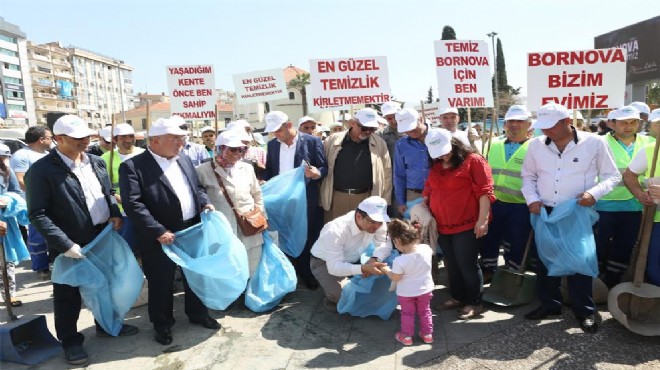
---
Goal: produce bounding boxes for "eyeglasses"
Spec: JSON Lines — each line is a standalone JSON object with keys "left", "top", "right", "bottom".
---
{"left": 361, "top": 213, "right": 382, "bottom": 225}
{"left": 357, "top": 124, "right": 376, "bottom": 133}
{"left": 226, "top": 147, "right": 247, "bottom": 153}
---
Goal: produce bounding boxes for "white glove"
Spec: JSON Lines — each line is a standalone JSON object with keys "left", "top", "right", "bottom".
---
{"left": 64, "top": 244, "right": 86, "bottom": 259}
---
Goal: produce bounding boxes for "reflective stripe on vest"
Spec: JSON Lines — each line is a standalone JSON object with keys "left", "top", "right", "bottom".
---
{"left": 642, "top": 140, "right": 660, "bottom": 222}
{"left": 487, "top": 139, "right": 529, "bottom": 203}
{"left": 601, "top": 133, "right": 651, "bottom": 201}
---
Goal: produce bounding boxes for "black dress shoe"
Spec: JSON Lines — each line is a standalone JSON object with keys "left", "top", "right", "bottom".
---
{"left": 524, "top": 306, "right": 562, "bottom": 320}
{"left": 189, "top": 316, "right": 221, "bottom": 330}
{"left": 97, "top": 324, "right": 140, "bottom": 337}
{"left": 154, "top": 329, "right": 173, "bottom": 345}
{"left": 64, "top": 344, "right": 89, "bottom": 365}
{"left": 577, "top": 314, "right": 599, "bottom": 333}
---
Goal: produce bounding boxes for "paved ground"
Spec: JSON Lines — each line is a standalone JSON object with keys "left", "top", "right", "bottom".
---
{"left": 1, "top": 262, "right": 659, "bottom": 369}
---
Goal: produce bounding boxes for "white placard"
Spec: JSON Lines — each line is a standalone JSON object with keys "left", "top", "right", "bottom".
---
{"left": 166, "top": 65, "right": 216, "bottom": 120}
{"left": 434, "top": 40, "right": 493, "bottom": 108}
{"left": 527, "top": 48, "right": 627, "bottom": 111}
{"left": 308, "top": 56, "right": 391, "bottom": 109}
{"left": 233, "top": 68, "right": 289, "bottom": 105}
{"left": 414, "top": 102, "right": 442, "bottom": 125}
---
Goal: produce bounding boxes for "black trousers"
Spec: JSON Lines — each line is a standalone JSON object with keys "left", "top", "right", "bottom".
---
{"left": 288, "top": 204, "right": 324, "bottom": 282}
{"left": 53, "top": 283, "right": 105, "bottom": 348}
{"left": 141, "top": 238, "right": 208, "bottom": 331}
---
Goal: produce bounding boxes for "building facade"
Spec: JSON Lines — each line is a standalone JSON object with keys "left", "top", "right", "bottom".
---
{"left": 69, "top": 46, "right": 134, "bottom": 129}
{"left": 0, "top": 17, "right": 35, "bottom": 127}
{"left": 27, "top": 41, "right": 76, "bottom": 126}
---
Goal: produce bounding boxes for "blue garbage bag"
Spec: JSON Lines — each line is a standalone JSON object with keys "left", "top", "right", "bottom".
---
{"left": 245, "top": 232, "right": 297, "bottom": 312}
{"left": 163, "top": 211, "right": 249, "bottom": 310}
{"left": 1, "top": 192, "right": 30, "bottom": 264}
{"left": 262, "top": 166, "right": 307, "bottom": 257}
{"left": 403, "top": 197, "right": 424, "bottom": 220}
{"left": 531, "top": 200, "right": 599, "bottom": 277}
{"left": 337, "top": 244, "right": 400, "bottom": 320}
{"left": 52, "top": 225, "right": 143, "bottom": 336}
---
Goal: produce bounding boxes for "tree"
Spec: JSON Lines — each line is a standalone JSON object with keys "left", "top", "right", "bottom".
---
{"left": 426, "top": 86, "right": 434, "bottom": 104}
{"left": 288, "top": 69, "right": 311, "bottom": 115}
{"left": 648, "top": 83, "right": 660, "bottom": 106}
{"left": 441, "top": 26, "right": 456, "bottom": 40}
{"left": 496, "top": 38, "right": 508, "bottom": 91}
{"left": 491, "top": 38, "right": 521, "bottom": 117}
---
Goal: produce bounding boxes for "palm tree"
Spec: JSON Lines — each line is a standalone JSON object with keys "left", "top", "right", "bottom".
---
{"left": 288, "top": 70, "right": 311, "bottom": 116}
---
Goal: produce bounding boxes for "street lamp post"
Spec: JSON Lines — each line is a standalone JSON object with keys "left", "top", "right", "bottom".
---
{"left": 487, "top": 32, "right": 499, "bottom": 121}
{"left": 116, "top": 61, "right": 126, "bottom": 122}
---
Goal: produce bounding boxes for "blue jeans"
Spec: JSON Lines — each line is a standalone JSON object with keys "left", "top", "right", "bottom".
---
{"left": 27, "top": 224, "right": 49, "bottom": 272}
{"left": 647, "top": 222, "right": 660, "bottom": 285}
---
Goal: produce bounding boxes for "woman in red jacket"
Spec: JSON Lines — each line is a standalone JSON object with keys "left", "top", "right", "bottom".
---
{"left": 423, "top": 128, "right": 495, "bottom": 320}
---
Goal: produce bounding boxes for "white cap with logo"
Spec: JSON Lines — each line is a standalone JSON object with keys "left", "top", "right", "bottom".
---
{"left": 357, "top": 196, "right": 390, "bottom": 223}
{"left": 53, "top": 115, "right": 96, "bottom": 139}
{"left": 439, "top": 107, "right": 459, "bottom": 116}
{"left": 200, "top": 126, "right": 216, "bottom": 134}
{"left": 354, "top": 108, "right": 380, "bottom": 128}
{"left": 395, "top": 108, "right": 420, "bottom": 133}
{"left": 649, "top": 108, "right": 660, "bottom": 123}
{"left": 611, "top": 105, "right": 641, "bottom": 121}
{"left": 0, "top": 144, "right": 12, "bottom": 157}
{"left": 148, "top": 118, "right": 189, "bottom": 137}
{"left": 380, "top": 101, "right": 401, "bottom": 116}
{"left": 424, "top": 128, "right": 453, "bottom": 159}
{"left": 296, "top": 116, "right": 316, "bottom": 128}
{"left": 98, "top": 126, "right": 112, "bottom": 142}
{"left": 630, "top": 101, "right": 651, "bottom": 115}
{"left": 113, "top": 123, "right": 135, "bottom": 136}
{"left": 264, "top": 111, "right": 289, "bottom": 133}
{"left": 504, "top": 105, "right": 531, "bottom": 121}
{"left": 569, "top": 110, "right": 584, "bottom": 120}
{"left": 532, "top": 103, "right": 570, "bottom": 130}
{"left": 215, "top": 130, "right": 247, "bottom": 148}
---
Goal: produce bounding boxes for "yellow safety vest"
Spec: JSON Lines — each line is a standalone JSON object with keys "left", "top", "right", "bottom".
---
{"left": 643, "top": 141, "right": 660, "bottom": 222}
{"left": 488, "top": 139, "right": 530, "bottom": 204}
{"left": 101, "top": 148, "right": 143, "bottom": 212}
{"left": 601, "top": 133, "right": 651, "bottom": 201}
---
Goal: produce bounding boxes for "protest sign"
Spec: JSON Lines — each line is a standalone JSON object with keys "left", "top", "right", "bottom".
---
{"left": 166, "top": 65, "right": 216, "bottom": 120}
{"left": 434, "top": 40, "right": 493, "bottom": 108}
{"left": 233, "top": 69, "right": 288, "bottom": 105}
{"left": 308, "top": 56, "right": 391, "bottom": 110}
{"left": 414, "top": 101, "right": 441, "bottom": 125}
{"left": 527, "top": 48, "right": 626, "bottom": 111}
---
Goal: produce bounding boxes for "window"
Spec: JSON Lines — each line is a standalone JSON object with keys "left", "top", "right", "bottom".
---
{"left": 7, "top": 104, "right": 25, "bottom": 110}
{"left": 0, "top": 34, "right": 16, "bottom": 44}
{"left": 3, "top": 77, "right": 21, "bottom": 84}
{"left": 0, "top": 47, "right": 17, "bottom": 57}
{"left": 289, "top": 92, "right": 295, "bottom": 100}
{"left": 224, "top": 118, "right": 231, "bottom": 124}
{"left": 8, "top": 91, "right": 24, "bottom": 99}
{"left": 3, "top": 63, "right": 20, "bottom": 71}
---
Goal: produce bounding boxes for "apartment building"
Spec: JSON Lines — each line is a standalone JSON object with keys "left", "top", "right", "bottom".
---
{"left": 27, "top": 41, "right": 76, "bottom": 125}
{"left": 0, "top": 17, "right": 35, "bottom": 127}
{"left": 69, "top": 46, "right": 134, "bottom": 129}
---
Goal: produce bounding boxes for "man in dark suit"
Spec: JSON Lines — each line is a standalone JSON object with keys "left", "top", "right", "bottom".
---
{"left": 262, "top": 111, "right": 328, "bottom": 290}
{"left": 119, "top": 118, "right": 218, "bottom": 346}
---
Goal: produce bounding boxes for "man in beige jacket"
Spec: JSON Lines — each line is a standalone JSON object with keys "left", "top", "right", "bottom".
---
{"left": 320, "top": 108, "right": 392, "bottom": 222}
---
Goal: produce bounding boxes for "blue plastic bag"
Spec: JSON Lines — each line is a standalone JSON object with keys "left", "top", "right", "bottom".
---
{"left": 163, "top": 211, "right": 249, "bottom": 310}
{"left": 403, "top": 197, "right": 424, "bottom": 220}
{"left": 337, "top": 244, "right": 399, "bottom": 320}
{"left": 531, "top": 200, "right": 599, "bottom": 277}
{"left": 52, "top": 225, "right": 143, "bottom": 336}
{"left": 1, "top": 192, "right": 30, "bottom": 264}
{"left": 245, "top": 232, "right": 297, "bottom": 312}
{"left": 262, "top": 166, "right": 307, "bottom": 257}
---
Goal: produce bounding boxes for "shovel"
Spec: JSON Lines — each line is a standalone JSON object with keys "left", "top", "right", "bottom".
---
{"left": 608, "top": 135, "right": 660, "bottom": 336}
{"left": 0, "top": 241, "right": 61, "bottom": 364}
{"left": 483, "top": 232, "right": 537, "bottom": 306}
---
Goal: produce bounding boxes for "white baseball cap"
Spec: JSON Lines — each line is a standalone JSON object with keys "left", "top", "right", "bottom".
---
{"left": 296, "top": 116, "right": 316, "bottom": 128}
{"left": 264, "top": 111, "right": 289, "bottom": 133}
{"left": 377, "top": 116, "right": 387, "bottom": 126}
{"left": 395, "top": 108, "right": 420, "bottom": 133}
{"left": 354, "top": 108, "right": 379, "bottom": 128}
{"left": 425, "top": 128, "right": 453, "bottom": 159}
{"left": 53, "top": 115, "right": 96, "bottom": 139}
{"left": 532, "top": 103, "right": 569, "bottom": 130}
{"left": 113, "top": 123, "right": 135, "bottom": 136}
{"left": 611, "top": 106, "right": 641, "bottom": 121}
{"left": 380, "top": 101, "right": 401, "bottom": 116}
{"left": 200, "top": 126, "right": 216, "bottom": 134}
{"left": 439, "top": 107, "right": 459, "bottom": 116}
{"left": 252, "top": 132, "right": 266, "bottom": 145}
{"left": 215, "top": 130, "right": 247, "bottom": 148}
{"left": 98, "top": 126, "right": 112, "bottom": 141}
{"left": 0, "top": 144, "right": 11, "bottom": 157}
{"left": 569, "top": 110, "right": 584, "bottom": 120}
{"left": 649, "top": 108, "right": 660, "bottom": 123}
{"left": 630, "top": 101, "right": 650, "bottom": 115}
{"left": 148, "top": 118, "right": 189, "bottom": 137}
{"left": 504, "top": 105, "right": 531, "bottom": 121}
{"left": 607, "top": 110, "right": 617, "bottom": 121}
{"left": 357, "top": 196, "right": 390, "bottom": 223}
{"left": 227, "top": 119, "right": 251, "bottom": 131}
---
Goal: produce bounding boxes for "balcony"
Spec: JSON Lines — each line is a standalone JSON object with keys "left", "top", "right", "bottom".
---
{"left": 52, "top": 58, "right": 71, "bottom": 68}
{"left": 36, "top": 92, "right": 56, "bottom": 99}
{"left": 33, "top": 79, "right": 55, "bottom": 88}
{"left": 58, "top": 107, "right": 76, "bottom": 114}
{"left": 54, "top": 71, "right": 72, "bottom": 79}
{"left": 30, "top": 53, "right": 50, "bottom": 62}
{"left": 31, "top": 66, "right": 52, "bottom": 74}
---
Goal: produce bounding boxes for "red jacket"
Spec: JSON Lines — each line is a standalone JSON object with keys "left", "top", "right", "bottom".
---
{"left": 423, "top": 154, "right": 495, "bottom": 234}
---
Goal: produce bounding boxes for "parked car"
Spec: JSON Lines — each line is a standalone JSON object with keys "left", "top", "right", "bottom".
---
{"left": 0, "top": 138, "right": 27, "bottom": 154}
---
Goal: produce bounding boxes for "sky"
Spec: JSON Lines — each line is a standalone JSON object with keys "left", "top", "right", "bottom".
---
{"left": 2, "top": 0, "right": 659, "bottom": 108}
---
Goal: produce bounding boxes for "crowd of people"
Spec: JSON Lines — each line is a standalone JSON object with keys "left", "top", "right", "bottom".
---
{"left": 1, "top": 100, "right": 659, "bottom": 365}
